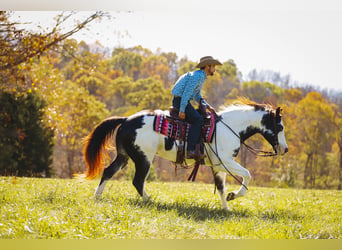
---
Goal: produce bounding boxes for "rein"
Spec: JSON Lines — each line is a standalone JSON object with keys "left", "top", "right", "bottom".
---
{"left": 204, "top": 137, "right": 249, "bottom": 191}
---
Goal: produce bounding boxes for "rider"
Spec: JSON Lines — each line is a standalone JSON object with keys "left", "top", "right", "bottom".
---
{"left": 171, "top": 56, "right": 222, "bottom": 159}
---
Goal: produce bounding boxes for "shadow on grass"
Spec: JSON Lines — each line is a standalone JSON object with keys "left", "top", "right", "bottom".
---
{"left": 259, "top": 209, "right": 305, "bottom": 222}
{"left": 127, "top": 197, "right": 251, "bottom": 222}
{"left": 126, "top": 197, "right": 305, "bottom": 223}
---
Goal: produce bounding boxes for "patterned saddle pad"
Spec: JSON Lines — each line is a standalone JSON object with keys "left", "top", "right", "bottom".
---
{"left": 153, "top": 112, "right": 216, "bottom": 143}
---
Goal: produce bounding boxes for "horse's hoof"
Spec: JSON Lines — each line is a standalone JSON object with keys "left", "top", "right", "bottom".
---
{"left": 94, "top": 196, "right": 102, "bottom": 201}
{"left": 223, "top": 206, "right": 232, "bottom": 212}
{"left": 226, "top": 192, "right": 235, "bottom": 201}
{"left": 142, "top": 195, "right": 151, "bottom": 202}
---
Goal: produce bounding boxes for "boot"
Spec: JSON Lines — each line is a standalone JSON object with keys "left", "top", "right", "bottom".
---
{"left": 186, "top": 150, "right": 205, "bottom": 159}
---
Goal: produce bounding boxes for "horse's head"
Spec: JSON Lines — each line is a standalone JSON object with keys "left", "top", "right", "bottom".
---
{"left": 261, "top": 107, "right": 288, "bottom": 155}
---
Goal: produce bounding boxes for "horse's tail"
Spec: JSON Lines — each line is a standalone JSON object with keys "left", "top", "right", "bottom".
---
{"left": 83, "top": 116, "right": 127, "bottom": 179}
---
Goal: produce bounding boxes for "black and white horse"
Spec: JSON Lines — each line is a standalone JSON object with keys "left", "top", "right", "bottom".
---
{"left": 83, "top": 101, "right": 288, "bottom": 210}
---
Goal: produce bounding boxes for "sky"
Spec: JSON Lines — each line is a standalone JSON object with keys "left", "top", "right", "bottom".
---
{"left": 6, "top": 0, "right": 342, "bottom": 91}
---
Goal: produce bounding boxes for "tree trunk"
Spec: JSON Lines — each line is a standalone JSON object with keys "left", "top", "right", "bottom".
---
{"left": 312, "top": 153, "right": 317, "bottom": 189}
{"left": 304, "top": 153, "right": 313, "bottom": 189}
{"left": 66, "top": 149, "right": 74, "bottom": 178}
{"left": 338, "top": 135, "right": 342, "bottom": 190}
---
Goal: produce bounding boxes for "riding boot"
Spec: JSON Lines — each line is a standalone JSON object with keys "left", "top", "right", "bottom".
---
{"left": 187, "top": 144, "right": 205, "bottom": 159}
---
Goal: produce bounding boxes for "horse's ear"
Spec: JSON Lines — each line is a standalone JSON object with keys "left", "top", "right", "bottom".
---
{"left": 275, "top": 107, "right": 281, "bottom": 117}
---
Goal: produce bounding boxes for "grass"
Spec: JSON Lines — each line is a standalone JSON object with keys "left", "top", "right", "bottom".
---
{"left": 0, "top": 177, "right": 341, "bottom": 239}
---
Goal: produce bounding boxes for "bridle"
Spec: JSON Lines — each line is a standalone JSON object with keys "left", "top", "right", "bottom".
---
{"left": 202, "top": 112, "right": 279, "bottom": 190}
{"left": 216, "top": 113, "right": 279, "bottom": 157}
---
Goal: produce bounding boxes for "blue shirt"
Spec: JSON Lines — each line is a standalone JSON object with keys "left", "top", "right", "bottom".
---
{"left": 171, "top": 69, "right": 207, "bottom": 112}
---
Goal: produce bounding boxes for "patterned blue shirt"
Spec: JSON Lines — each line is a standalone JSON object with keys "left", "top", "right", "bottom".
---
{"left": 171, "top": 69, "right": 207, "bottom": 112}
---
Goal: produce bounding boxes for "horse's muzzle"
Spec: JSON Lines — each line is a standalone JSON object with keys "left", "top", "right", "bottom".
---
{"left": 276, "top": 145, "right": 288, "bottom": 155}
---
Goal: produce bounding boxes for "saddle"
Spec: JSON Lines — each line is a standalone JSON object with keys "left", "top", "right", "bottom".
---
{"left": 153, "top": 106, "right": 217, "bottom": 167}
{"left": 154, "top": 107, "right": 216, "bottom": 142}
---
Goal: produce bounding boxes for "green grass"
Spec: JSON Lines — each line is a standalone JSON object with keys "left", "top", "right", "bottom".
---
{"left": 0, "top": 177, "right": 341, "bottom": 239}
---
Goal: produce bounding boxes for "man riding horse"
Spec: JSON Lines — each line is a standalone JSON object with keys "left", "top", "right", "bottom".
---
{"left": 171, "top": 56, "right": 222, "bottom": 159}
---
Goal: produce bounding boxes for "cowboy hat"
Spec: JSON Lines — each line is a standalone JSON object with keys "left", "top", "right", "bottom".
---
{"left": 196, "top": 56, "right": 222, "bottom": 68}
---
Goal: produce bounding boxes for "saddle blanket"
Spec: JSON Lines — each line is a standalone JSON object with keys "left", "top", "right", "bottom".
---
{"left": 153, "top": 112, "right": 216, "bottom": 143}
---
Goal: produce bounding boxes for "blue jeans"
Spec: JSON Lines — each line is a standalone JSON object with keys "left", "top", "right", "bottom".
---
{"left": 172, "top": 97, "right": 203, "bottom": 151}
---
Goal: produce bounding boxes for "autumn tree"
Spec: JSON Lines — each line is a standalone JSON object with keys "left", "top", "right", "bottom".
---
{"left": 0, "top": 11, "right": 106, "bottom": 91}
{"left": 28, "top": 54, "right": 110, "bottom": 177}
{"left": 294, "top": 92, "right": 337, "bottom": 188}
{"left": 105, "top": 76, "right": 136, "bottom": 115}
{"left": 338, "top": 123, "right": 342, "bottom": 190}
{"left": 240, "top": 80, "right": 285, "bottom": 105}
{"left": 332, "top": 106, "right": 342, "bottom": 190}
{"left": 140, "top": 54, "right": 172, "bottom": 87}
{"left": 203, "top": 59, "right": 240, "bottom": 108}
{"left": 111, "top": 48, "right": 143, "bottom": 80}
{"left": 0, "top": 11, "right": 108, "bottom": 177}
{"left": 125, "top": 77, "right": 171, "bottom": 115}
{"left": 177, "top": 60, "right": 197, "bottom": 76}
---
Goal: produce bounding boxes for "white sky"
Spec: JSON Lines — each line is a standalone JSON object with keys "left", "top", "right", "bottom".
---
{"left": 6, "top": 0, "right": 342, "bottom": 91}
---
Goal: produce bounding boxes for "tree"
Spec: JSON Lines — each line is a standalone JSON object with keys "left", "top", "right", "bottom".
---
{"left": 47, "top": 80, "right": 109, "bottom": 177}
{"left": 0, "top": 11, "right": 107, "bottom": 91}
{"left": 21, "top": 49, "right": 110, "bottom": 178}
{"left": 338, "top": 131, "right": 342, "bottom": 190}
{"left": 240, "top": 81, "right": 284, "bottom": 105}
{"left": 284, "top": 88, "right": 303, "bottom": 103}
{"left": 140, "top": 54, "right": 172, "bottom": 86}
{"left": 246, "top": 69, "right": 291, "bottom": 88}
{"left": 111, "top": 48, "right": 143, "bottom": 80}
{"left": 126, "top": 77, "right": 171, "bottom": 115}
{"left": 294, "top": 92, "right": 337, "bottom": 188}
{"left": 0, "top": 91, "right": 54, "bottom": 177}
{"left": 333, "top": 114, "right": 342, "bottom": 190}
{"left": 177, "top": 60, "right": 197, "bottom": 76}
{"left": 203, "top": 60, "right": 240, "bottom": 108}
{"left": 159, "top": 51, "right": 178, "bottom": 84}
{"left": 105, "top": 76, "right": 135, "bottom": 115}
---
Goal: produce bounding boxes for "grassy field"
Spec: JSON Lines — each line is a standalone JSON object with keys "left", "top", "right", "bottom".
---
{"left": 0, "top": 177, "right": 341, "bottom": 239}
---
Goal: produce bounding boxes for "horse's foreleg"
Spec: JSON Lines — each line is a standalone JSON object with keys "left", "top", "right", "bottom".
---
{"left": 213, "top": 170, "right": 229, "bottom": 210}
{"left": 94, "top": 154, "right": 128, "bottom": 199}
{"left": 222, "top": 159, "right": 251, "bottom": 201}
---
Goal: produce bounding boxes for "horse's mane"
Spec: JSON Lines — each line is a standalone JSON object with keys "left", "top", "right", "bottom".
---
{"left": 219, "top": 97, "right": 276, "bottom": 114}
{"left": 235, "top": 97, "right": 276, "bottom": 111}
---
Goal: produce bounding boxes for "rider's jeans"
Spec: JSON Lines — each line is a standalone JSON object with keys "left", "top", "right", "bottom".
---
{"left": 172, "top": 96, "right": 203, "bottom": 151}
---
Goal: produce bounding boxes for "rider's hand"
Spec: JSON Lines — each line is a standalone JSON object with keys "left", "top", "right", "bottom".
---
{"left": 207, "top": 105, "right": 216, "bottom": 113}
{"left": 178, "top": 112, "right": 186, "bottom": 120}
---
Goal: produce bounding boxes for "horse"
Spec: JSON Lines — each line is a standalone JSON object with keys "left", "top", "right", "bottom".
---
{"left": 83, "top": 101, "right": 288, "bottom": 211}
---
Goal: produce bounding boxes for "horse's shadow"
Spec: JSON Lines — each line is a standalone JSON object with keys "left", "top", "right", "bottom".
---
{"left": 127, "top": 197, "right": 250, "bottom": 222}
{"left": 126, "top": 197, "right": 304, "bottom": 223}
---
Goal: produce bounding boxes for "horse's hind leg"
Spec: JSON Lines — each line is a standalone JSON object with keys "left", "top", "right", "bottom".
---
{"left": 131, "top": 152, "right": 151, "bottom": 200}
{"left": 95, "top": 154, "right": 128, "bottom": 199}
{"left": 124, "top": 145, "right": 154, "bottom": 200}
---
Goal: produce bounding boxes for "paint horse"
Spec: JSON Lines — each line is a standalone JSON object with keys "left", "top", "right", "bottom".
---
{"left": 83, "top": 101, "right": 288, "bottom": 210}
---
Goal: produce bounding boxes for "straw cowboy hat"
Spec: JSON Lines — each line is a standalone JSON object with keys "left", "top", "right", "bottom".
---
{"left": 196, "top": 56, "right": 222, "bottom": 68}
